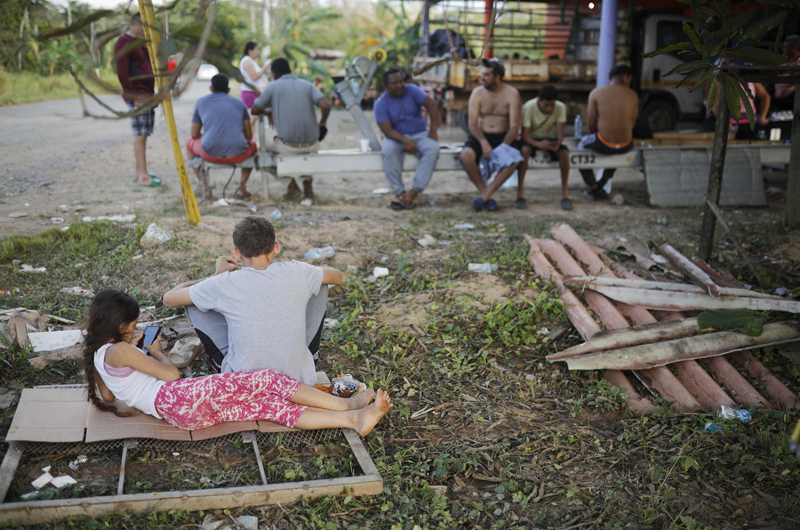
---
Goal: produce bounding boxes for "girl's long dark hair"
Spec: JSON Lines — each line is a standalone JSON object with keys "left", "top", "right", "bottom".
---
{"left": 82, "top": 289, "right": 141, "bottom": 417}
{"left": 243, "top": 40, "right": 258, "bottom": 60}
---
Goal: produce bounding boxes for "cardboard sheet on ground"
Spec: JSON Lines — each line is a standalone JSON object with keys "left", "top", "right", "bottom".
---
{"left": 28, "top": 330, "right": 84, "bottom": 353}
{"left": 8, "top": 373, "right": 331, "bottom": 443}
{"left": 6, "top": 388, "right": 88, "bottom": 442}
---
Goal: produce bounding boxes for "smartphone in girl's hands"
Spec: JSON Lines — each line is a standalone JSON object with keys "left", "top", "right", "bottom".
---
{"left": 137, "top": 325, "right": 161, "bottom": 350}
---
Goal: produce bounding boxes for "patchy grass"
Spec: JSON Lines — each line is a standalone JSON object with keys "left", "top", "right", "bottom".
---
{"left": 1, "top": 209, "right": 799, "bottom": 529}
{"left": 0, "top": 70, "right": 121, "bottom": 107}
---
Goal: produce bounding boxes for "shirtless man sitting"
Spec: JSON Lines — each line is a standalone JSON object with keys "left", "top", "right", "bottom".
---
{"left": 461, "top": 58, "right": 528, "bottom": 212}
{"left": 578, "top": 64, "right": 639, "bottom": 200}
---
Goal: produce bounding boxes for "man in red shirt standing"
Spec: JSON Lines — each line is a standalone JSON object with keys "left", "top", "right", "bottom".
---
{"left": 115, "top": 13, "right": 159, "bottom": 187}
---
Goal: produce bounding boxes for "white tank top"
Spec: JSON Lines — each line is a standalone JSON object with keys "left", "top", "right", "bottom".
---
{"left": 239, "top": 56, "right": 268, "bottom": 94}
{"left": 94, "top": 343, "right": 165, "bottom": 418}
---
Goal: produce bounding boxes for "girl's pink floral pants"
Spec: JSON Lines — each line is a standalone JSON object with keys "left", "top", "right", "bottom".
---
{"left": 154, "top": 369, "right": 306, "bottom": 430}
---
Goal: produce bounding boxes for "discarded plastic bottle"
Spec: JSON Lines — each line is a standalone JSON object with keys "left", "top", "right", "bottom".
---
{"left": 270, "top": 209, "right": 282, "bottom": 220}
{"left": 704, "top": 422, "right": 724, "bottom": 433}
{"left": 718, "top": 405, "right": 751, "bottom": 424}
{"left": 304, "top": 246, "right": 335, "bottom": 260}
{"left": 468, "top": 263, "right": 498, "bottom": 273}
{"left": 574, "top": 115, "right": 583, "bottom": 139}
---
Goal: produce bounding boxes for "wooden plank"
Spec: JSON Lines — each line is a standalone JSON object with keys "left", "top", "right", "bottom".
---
{"left": 343, "top": 429, "right": 381, "bottom": 478}
{"left": 581, "top": 284, "right": 800, "bottom": 313}
{"left": 658, "top": 244, "right": 722, "bottom": 297}
{"left": 0, "top": 475, "right": 384, "bottom": 525}
{"left": 565, "top": 322, "right": 800, "bottom": 371}
{"left": 548, "top": 318, "right": 701, "bottom": 361}
{"left": 266, "top": 143, "right": 791, "bottom": 176}
{"left": 654, "top": 132, "right": 718, "bottom": 140}
{"left": 275, "top": 147, "right": 643, "bottom": 175}
{"left": 564, "top": 275, "right": 783, "bottom": 300}
{"left": 0, "top": 442, "right": 23, "bottom": 502}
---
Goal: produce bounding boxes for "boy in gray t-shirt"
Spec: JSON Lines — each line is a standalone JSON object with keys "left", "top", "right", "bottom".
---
{"left": 163, "top": 216, "right": 343, "bottom": 385}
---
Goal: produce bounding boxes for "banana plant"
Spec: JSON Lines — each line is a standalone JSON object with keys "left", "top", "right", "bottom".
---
{"left": 643, "top": 0, "right": 791, "bottom": 124}
{"left": 370, "top": 0, "right": 420, "bottom": 87}
{"left": 267, "top": 0, "right": 342, "bottom": 77}
{"left": 376, "top": 0, "right": 420, "bottom": 69}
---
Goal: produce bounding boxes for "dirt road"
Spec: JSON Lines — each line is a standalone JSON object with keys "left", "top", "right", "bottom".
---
{"left": 1, "top": 78, "right": 657, "bottom": 236}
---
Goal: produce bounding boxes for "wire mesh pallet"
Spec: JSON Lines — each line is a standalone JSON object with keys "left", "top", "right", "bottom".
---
{"left": 0, "top": 428, "right": 382, "bottom": 525}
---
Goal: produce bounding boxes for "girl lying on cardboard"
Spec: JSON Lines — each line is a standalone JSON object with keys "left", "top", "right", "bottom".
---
{"left": 82, "top": 289, "right": 392, "bottom": 435}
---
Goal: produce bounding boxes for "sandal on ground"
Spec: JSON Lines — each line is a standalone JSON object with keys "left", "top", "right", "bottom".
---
{"left": 234, "top": 187, "right": 252, "bottom": 199}
{"left": 168, "top": 337, "right": 203, "bottom": 369}
{"left": 137, "top": 177, "right": 162, "bottom": 187}
{"left": 131, "top": 173, "right": 158, "bottom": 183}
{"left": 485, "top": 198, "right": 500, "bottom": 212}
{"left": 561, "top": 197, "right": 573, "bottom": 210}
{"left": 583, "top": 187, "right": 609, "bottom": 200}
{"left": 472, "top": 197, "right": 486, "bottom": 211}
{"left": 390, "top": 201, "right": 417, "bottom": 211}
{"left": 514, "top": 198, "right": 527, "bottom": 210}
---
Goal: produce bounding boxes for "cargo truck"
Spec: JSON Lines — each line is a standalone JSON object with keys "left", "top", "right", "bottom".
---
{"left": 413, "top": 1, "right": 709, "bottom": 132}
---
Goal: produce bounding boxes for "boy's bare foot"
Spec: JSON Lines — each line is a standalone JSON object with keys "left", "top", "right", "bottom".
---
{"left": 355, "top": 389, "right": 393, "bottom": 436}
{"left": 348, "top": 383, "right": 376, "bottom": 410}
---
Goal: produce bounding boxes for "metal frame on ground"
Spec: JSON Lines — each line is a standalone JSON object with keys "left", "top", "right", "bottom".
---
{"left": 0, "top": 429, "right": 382, "bottom": 525}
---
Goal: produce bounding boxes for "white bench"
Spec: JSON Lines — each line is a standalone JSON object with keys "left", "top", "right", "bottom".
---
{"left": 268, "top": 143, "right": 789, "bottom": 177}
{"left": 212, "top": 118, "right": 789, "bottom": 200}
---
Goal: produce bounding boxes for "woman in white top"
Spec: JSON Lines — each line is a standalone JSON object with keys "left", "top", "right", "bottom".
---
{"left": 84, "top": 289, "right": 392, "bottom": 433}
{"left": 240, "top": 41, "right": 270, "bottom": 131}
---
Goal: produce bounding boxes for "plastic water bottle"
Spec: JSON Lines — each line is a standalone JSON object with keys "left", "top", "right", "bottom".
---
{"left": 574, "top": 115, "right": 583, "bottom": 139}
{"left": 718, "top": 405, "right": 751, "bottom": 424}
{"left": 304, "top": 246, "right": 335, "bottom": 260}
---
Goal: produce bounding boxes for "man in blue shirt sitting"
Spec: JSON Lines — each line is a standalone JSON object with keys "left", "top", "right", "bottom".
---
{"left": 374, "top": 69, "right": 440, "bottom": 210}
{"left": 186, "top": 74, "right": 257, "bottom": 200}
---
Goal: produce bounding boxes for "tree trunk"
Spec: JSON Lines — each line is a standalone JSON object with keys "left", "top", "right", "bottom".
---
{"left": 786, "top": 86, "right": 800, "bottom": 227}
{"left": 698, "top": 77, "right": 731, "bottom": 261}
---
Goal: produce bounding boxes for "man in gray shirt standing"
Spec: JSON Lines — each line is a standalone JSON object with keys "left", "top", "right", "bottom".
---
{"left": 252, "top": 58, "right": 331, "bottom": 201}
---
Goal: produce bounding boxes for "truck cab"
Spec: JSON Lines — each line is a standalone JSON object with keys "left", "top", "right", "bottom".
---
{"left": 637, "top": 14, "right": 705, "bottom": 131}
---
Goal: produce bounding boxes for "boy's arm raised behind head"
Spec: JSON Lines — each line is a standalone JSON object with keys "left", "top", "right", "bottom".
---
{"left": 320, "top": 266, "right": 344, "bottom": 285}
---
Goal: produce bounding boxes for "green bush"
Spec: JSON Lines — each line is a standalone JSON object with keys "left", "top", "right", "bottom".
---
{"left": 0, "top": 70, "right": 120, "bottom": 106}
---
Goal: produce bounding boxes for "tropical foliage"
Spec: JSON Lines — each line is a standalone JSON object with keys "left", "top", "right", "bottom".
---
{"left": 643, "top": 0, "right": 793, "bottom": 123}
{"left": 265, "top": 0, "right": 342, "bottom": 76}
{"left": 1, "top": 0, "right": 423, "bottom": 98}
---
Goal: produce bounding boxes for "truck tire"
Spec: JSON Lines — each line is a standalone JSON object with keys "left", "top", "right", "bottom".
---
{"left": 456, "top": 109, "right": 470, "bottom": 134}
{"left": 641, "top": 100, "right": 678, "bottom": 133}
